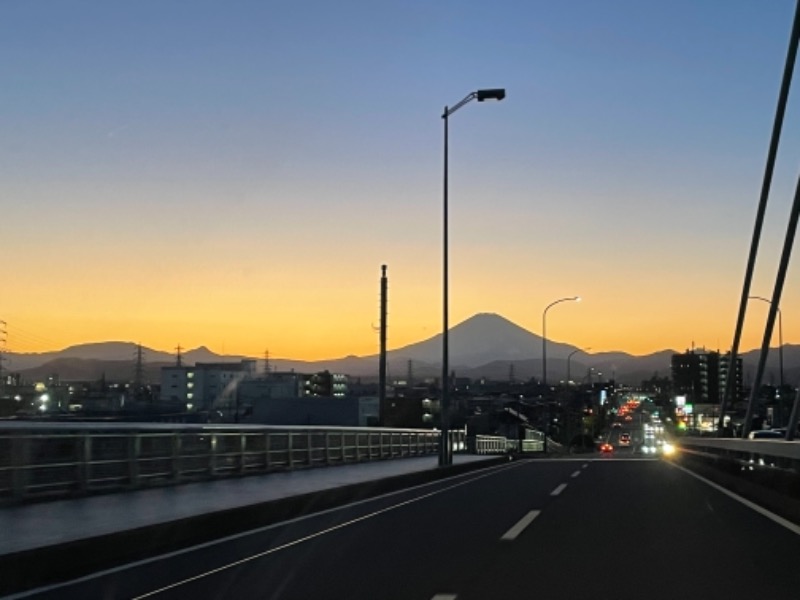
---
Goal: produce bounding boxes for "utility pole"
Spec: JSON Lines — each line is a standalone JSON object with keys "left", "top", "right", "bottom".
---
{"left": 264, "top": 349, "right": 271, "bottom": 377}
{"left": 134, "top": 343, "right": 145, "bottom": 402}
{"left": 175, "top": 344, "right": 183, "bottom": 367}
{"left": 379, "top": 265, "right": 388, "bottom": 418}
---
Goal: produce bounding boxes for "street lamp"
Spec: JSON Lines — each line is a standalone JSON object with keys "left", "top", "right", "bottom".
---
{"left": 542, "top": 296, "right": 581, "bottom": 386}
{"left": 566, "top": 347, "right": 591, "bottom": 383}
{"left": 440, "top": 88, "right": 505, "bottom": 467}
{"left": 749, "top": 295, "right": 784, "bottom": 391}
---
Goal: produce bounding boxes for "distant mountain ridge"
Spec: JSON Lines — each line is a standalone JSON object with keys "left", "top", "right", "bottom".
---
{"left": 5, "top": 313, "right": 796, "bottom": 384}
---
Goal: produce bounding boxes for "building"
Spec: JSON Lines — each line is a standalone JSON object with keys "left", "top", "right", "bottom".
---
{"left": 242, "top": 396, "right": 379, "bottom": 427}
{"left": 238, "top": 372, "right": 304, "bottom": 402}
{"left": 160, "top": 360, "right": 257, "bottom": 411}
{"left": 671, "top": 349, "right": 743, "bottom": 406}
{"left": 302, "top": 371, "right": 348, "bottom": 398}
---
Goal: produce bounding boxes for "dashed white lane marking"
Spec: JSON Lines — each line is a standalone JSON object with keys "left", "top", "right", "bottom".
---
{"left": 431, "top": 595, "right": 458, "bottom": 600}
{"left": 551, "top": 483, "right": 568, "bottom": 496}
{"left": 582, "top": 463, "right": 589, "bottom": 469}
{"left": 570, "top": 470, "right": 581, "bottom": 478}
{"left": 500, "top": 510, "right": 541, "bottom": 541}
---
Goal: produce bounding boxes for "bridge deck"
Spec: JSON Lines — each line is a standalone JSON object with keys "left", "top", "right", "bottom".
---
{"left": 0, "top": 454, "right": 496, "bottom": 557}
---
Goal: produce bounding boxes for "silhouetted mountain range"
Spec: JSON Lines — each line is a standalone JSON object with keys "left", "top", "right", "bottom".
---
{"left": 5, "top": 313, "right": 796, "bottom": 385}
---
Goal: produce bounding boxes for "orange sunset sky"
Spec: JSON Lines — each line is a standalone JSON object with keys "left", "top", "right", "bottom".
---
{"left": 4, "top": 1, "right": 800, "bottom": 361}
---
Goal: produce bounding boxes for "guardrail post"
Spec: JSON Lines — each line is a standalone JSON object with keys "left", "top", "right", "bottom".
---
{"left": 378, "top": 432, "right": 383, "bottom": 460}
{"left": 240, "top": 433, "right": 247, "bottom": 474}
{"left": 264, "top": 432, "right": 271, "bottom": 472}
{"left": 172, "top": 433, "right": 182, "bottom": 482}
{"left": 78, "top": 434, "right": 92, "bottom": 493}
{"left": 128, "top": 434, "right": 141, "bottom": 488}
{"left": 307, "top": 432, "right": 313, "bottom": 467}
{"left": 325, "top": 432, "right": 331, "bottom": 465}
{"left": 11, "top": 436, "right": 31, "bottom": 499}
{"left": 288, "top": 433, "right": 294, "bottom": 469}
{"left": 209, "top": 433, "right": 217, "bottom": 476}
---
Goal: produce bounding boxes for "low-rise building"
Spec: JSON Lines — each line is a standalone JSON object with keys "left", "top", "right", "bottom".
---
{"left": 160, "top": 360, "right": 257, "bottom": 411}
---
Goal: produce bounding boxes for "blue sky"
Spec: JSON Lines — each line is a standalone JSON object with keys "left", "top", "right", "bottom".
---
{"left": 2, "top": 1, "right": 800, "bottom": 358}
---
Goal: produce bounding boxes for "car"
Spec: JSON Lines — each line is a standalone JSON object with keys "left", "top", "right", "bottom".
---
{"left": 612, "top": 423, "right": 621, "bottom": 429}
{"left": 619, "top": 433, "right": 631, "bottom": 446}
{"left": 600, "top": 443, "right": 614, "bottom": 454}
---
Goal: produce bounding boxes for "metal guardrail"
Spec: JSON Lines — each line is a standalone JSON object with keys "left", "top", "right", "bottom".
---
{"left": 678, "top": 437, "right": 800, "bottom": 472}
{"left": 471, "top": 431, "right": 547, "bottom": 455}
{"left": 676, "top": 437, "right": 800, "bottom": 522}
{"left": 0, "top": 423, "right": 467, "bottom": 501}
{"left": 472, "top": 435, "right": 509, "bottom": 454}
{"left": 506, "top": 439, "right": 545, "bottom": 453}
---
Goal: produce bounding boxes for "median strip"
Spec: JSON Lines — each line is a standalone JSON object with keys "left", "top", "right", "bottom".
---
{"left": 500, "top": 510, "right": 541, "bottom": 541}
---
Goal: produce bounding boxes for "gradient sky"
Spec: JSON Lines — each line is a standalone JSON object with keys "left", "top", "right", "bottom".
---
{"left": 3, "top": 0, "right": 800, "bottom": 360}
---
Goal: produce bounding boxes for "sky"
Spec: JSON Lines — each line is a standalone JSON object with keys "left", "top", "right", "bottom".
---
{"left": 3, "top": 0, "right": 800, "bottom": 360}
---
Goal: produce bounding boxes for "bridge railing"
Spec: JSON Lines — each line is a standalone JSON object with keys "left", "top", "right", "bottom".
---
{"left": 676, "top": 437, "right": 800, "bottom": 518}
{"left": 471, "top": 435, "right": 509, "bottom": 454}
{"left": 469, "top": 430, "right": 547, "bottom": 455}
{"left": 0, "top": 422, "right": 467, "bottom": 502}
{"left": 678, "top": 437, "right": 800, "bottom": 470}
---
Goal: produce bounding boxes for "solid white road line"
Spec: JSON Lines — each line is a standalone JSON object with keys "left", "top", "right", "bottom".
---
{"left": 500, "top": 510, "right": 541, "bottom": 541}
{"left": 551, "top": 483, "right": 568, "bottom": 496}
{"left": 667, "top": 462, "right": 800, "bottom": 536}
{"left": 570, "top": 470, "right": 581, "bottom": 478}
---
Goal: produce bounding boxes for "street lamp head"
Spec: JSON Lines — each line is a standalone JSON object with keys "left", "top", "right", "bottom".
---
{"left": 476, "top": 88, "right": 506, "bottom": 102}
{"left": 573, "top": 296, "right": 581, "bottom": 302}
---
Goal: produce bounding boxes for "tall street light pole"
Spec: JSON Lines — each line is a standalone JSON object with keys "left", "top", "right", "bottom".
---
{"left": 440, "top": 88, "right": 505, "bottom": 467}
{"left": 542, "top": 296, "right": 580, "bottom": 387}
{"left": 749, "top": 295, "right": 784, "bottom": 391}
{"left": 567, "top": 347, "right": 591, "bottom": 383}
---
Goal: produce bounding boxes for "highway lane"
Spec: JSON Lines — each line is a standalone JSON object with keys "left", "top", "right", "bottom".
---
{"left": 10, "top": 457, "right": 800, "bottom": 600}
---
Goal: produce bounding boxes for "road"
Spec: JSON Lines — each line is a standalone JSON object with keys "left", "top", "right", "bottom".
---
{"left": 10, "top": 457, "right": 800, "bottom": 600}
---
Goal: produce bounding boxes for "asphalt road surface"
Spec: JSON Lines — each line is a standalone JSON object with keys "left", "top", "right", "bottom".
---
{"left": 10, "top": 457, "right": 800, "bottom": 600}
